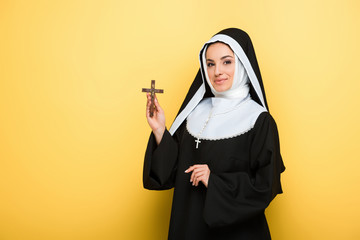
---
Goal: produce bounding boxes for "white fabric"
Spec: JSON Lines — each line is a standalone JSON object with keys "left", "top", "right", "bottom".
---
{"left": 169, "top": 34, "right": 267, "bottom": 136}
{"left": 206, "top": 34, "right": 267, "bottom": 108}
{"left": 186, "top": 97, "right": 265, "bottom": 140}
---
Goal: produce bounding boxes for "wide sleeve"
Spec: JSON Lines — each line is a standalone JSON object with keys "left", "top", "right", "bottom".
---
{"left": 143, "top": 129, "right": 179, "bottom": 190}
{"left": 203, "top": 113, "right": 285, "bottom": 228}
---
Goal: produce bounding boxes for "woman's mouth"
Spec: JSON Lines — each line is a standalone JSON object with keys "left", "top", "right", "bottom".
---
{"left": 213, "top": 78, "right": 227, "bottom": 85}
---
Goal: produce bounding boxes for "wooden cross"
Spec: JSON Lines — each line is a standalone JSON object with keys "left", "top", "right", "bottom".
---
{"left": 142, "top": 80, "right": 164, "bottom": 117}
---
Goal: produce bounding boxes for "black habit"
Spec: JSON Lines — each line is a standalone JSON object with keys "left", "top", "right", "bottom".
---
{"left": 143, "top": 28, "right": 285, "bottom": 240}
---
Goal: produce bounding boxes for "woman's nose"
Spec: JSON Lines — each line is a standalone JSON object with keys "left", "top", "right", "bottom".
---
{"left": 214, "top": 65, "right": 222, "bottom": 76}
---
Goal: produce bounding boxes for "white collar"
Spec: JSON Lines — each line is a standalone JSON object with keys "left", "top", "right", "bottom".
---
{"left": 186, "top": 97, "right": 266, "bottom": 140}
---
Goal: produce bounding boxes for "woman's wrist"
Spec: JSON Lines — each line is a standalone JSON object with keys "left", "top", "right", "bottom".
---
{"left": 153, "top": 126, "right": 166, "bottom": 145}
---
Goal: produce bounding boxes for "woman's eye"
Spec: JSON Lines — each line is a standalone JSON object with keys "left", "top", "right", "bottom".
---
{"left": 207, "top": 63, "right": 214, "bottom": 67}
{"left": 224, "top": 60, "right": 232, "bottom": 65}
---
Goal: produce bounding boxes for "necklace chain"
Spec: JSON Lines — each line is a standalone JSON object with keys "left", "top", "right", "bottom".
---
{"left": 193, "top": 96, "right": 250, "bottom": 149}
{"left": 195, "top": 108, "right": 214, "bottom": 149}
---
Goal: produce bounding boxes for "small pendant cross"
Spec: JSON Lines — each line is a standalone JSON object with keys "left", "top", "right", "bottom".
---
{"left": 142, "top": 80, "right": 164, "bottom": 117}
{"left": 195, "top": 138, "right": 201, "bottom": 149}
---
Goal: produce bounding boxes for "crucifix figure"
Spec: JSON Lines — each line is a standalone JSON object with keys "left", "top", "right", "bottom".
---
{"left": 142, "top": 80, "right": 164, "bottom": 117}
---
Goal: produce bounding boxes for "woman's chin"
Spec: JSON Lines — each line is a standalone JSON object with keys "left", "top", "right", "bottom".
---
{"left": 214, "top": 85, "right": 231, "bottom": 92}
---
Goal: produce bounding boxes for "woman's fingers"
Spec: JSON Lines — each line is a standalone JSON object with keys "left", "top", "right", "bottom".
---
{"left": 195, "top": 175, "right": 207, "bottom": 187}
{"left": 146, "top": 93, "right": 158, "bottom": 118}
{"left": 186, "top": 164, "right": 210, "bottom": 187}
{"left": 146, "top": 93, "right": 152, "bottom": 117}
{"left": 185, "top": 164, "right": 205, "bottom": 173}
{"left": 146, "top": 93, "right": 163, "bottom": 118}
{"left": 193, "top": 172, "right": 207, "bottom": 187}
{"left": 190, "top": 167, "right": 205, "bottom": 182}
{"left": 184, "top": 166, "right": 195, "bottom": 173}
{"left": 193, "top": 173, "right": 206, "bottom": 186}
{"left": 154, "top": 94, "right": 164, "bottom": 114}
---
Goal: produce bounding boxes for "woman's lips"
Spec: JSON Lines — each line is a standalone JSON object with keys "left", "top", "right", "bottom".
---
{"left": 213, "top": 78, "right": 227, "bottom": 84}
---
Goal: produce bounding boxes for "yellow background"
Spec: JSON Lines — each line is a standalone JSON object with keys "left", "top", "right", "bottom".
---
{"left": 1, "top": 0, "right": 359, "bottom": 239}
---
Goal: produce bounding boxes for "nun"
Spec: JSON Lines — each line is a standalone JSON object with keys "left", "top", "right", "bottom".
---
{"left": 143, "top": 28, "right": 285, "bottom": 239}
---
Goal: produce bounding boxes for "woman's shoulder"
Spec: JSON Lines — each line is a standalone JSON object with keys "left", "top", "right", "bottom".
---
{"left": 256, "top": 111, "right": 273, "bottom": 122}
{"left": 253, "top": 110, "right": 279, "bottom": 134}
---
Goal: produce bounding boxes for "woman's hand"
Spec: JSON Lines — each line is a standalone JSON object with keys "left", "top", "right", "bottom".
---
{"left": 146, "top": 93, "right": 166, "bottom": 145}
{"left": 185, "top": 164, "right": 211, "bottom": 188}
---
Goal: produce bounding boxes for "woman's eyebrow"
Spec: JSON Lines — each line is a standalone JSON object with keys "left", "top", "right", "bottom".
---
{"left": 206, "top": 55, "right": 234, "bottom": 61}
{"left": 220, "top": 55, "right": 234, "bottom": 60}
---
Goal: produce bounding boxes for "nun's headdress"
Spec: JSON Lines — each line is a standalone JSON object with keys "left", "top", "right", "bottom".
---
{"left": 169, "top": 28, "right": 268, "bottom": 135}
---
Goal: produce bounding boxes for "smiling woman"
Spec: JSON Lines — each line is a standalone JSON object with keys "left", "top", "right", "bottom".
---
{"left": 143, "top": 28, "right": 285, "bottom": 239}
{"left": 205, "top": 42, "right": 235, "bottom": 92}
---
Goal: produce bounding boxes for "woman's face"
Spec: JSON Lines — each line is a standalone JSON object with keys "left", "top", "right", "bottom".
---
{"left": 205, "top": 42, "right": 235, "bottom": 92}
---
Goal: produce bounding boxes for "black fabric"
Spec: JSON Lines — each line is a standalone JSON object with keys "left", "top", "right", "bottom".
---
{"left": 143, "top": 112, "right": 285, "bottom": 239}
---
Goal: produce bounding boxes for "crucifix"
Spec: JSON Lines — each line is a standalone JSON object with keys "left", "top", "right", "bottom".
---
{"left": 142, "top": 80, "right": 164, "bottom": 117}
